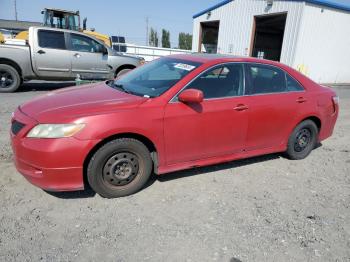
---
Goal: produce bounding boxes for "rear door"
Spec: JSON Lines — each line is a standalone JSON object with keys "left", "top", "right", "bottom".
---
{"left": 32, "top": 29, "right": 71, "bottom": 78}
{"left": 67, "top": 33, "right": 111, "bottom": 80}
{"left": 244, "top": 63, "right": 306, "bottom": 151}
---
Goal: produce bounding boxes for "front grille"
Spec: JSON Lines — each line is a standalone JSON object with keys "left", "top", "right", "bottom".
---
{"left": 11, "top": 120, "right": 25, "bottom": 135}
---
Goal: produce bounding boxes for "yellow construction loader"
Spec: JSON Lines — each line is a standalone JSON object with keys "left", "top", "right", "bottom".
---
{"left": 15, "top": 8, "right": 111, "bottom": 47}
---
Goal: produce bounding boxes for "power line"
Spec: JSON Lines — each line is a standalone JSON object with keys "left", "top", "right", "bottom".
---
{"left": 14, "top": 0, "right": 18, "bottom": 21}
{"left": 145, "top": 17, "right": 149, "bottom": 46}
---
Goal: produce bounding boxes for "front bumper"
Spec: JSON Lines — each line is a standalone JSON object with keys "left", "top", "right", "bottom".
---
{"left": 11, "top": 108, "right": 100, "bottom": 192}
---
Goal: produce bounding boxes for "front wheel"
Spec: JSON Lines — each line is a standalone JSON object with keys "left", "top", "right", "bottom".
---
{"left": 87, "top": 138, "right": 152, "bottom": 198}
{"left": 285, "top": 120, "right": 318, "bottom": 160}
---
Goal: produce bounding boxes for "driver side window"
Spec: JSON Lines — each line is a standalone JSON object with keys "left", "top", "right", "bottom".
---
{"left": 69, "top": 33, "right": 104, "bottom": 53}
{"left": 185, "top": 63, "right": 244, "bottom": 99}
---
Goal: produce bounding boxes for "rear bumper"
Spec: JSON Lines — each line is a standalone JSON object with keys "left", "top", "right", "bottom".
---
{"left": 11, "top": 109, "right": 100, "bottom": 192}
{"left": 319, "top": 111, "right": 338, "bottom": 142}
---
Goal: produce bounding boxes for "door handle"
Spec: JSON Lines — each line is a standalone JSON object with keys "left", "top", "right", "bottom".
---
{"left": 296, "top": 97, "right": 307, "bottom": 103}
{"left": 37, "top": 50, "right": 45, "bottom": 54}
{"left": 234, "top": 104, "right": 249, "bottom": 111}
{"left": 74, "top": 53, "right": 81, "bottom": 58}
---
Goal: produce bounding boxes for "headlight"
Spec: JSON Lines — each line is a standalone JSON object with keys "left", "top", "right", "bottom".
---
{"left": 27, "top": 124, "right": 85, "bottom": 138}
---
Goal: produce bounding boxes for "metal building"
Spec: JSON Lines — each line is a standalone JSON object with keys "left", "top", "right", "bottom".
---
{"left": 192, "top": 0, "right": 350, "bottom": 83}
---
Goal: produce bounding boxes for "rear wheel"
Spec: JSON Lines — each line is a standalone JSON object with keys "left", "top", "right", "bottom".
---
{"left": 0, "top": 64, "right": 21, "bottom": 93}
{"left": 87, "top": 138, "right": 152, "bottom": 198}
{"left": 285, "top": 120, "right": 318, "bottom": 160}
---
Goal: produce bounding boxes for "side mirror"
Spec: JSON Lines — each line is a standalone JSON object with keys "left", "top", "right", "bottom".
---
{"left": 83, "top": 17, "right": 87, "bottom": 31}
{"left": 178, "top": 89, "right": 203, "bottom": 103}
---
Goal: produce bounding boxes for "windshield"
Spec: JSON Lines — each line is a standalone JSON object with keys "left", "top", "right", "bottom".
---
{"left": 112, "top": 58, "right": 202, "bottom": 97}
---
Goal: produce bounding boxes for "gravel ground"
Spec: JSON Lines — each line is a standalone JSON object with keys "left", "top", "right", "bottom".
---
{"left": 0, "top": 82, "right": 349, "bottom": 262}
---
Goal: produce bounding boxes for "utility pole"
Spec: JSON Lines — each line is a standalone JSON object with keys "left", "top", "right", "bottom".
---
{"left": 146, "top": 17, "right": 149, "bottom": 46}
{"left": 14, "top": 0, "right": 18, "bottom": 21}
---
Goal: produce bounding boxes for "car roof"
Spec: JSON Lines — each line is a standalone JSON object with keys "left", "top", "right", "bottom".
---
{"left": 167, "top": 53, "right": 319, "bottom": 86}
{"left": 168, "top": 53, "right": 322, "bottom": 91}
{"left": 29, "top": 26, "right": 108, "bottom": 46}
{"left": 168, "top": 53, "right": 283, "bottom": 66}
{"left": 30, "top": 26, "right": 81, "bottom": 34}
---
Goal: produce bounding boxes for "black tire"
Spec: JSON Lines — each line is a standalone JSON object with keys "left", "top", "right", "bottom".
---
{"left": 87, "top": 138, "right": 152, "bottom": 198}
{"left": 0, "top": 64, "right": 21, "bottom": 93}
{"left": 285, "top": 120, "right": 318, "bottom": 160}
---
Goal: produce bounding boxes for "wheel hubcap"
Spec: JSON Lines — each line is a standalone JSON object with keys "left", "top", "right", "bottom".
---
{"left": 0, "top": 71, "right": 14, "bottom": 89}
{"left": 294, "top": 128, "right": 311, "bottom": 152}
{"left": 103, "top": 152, "right": 139, "bottom": 186}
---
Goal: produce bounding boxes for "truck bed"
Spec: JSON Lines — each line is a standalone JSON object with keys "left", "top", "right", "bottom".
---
{"left": 0, "top": 43, "right": 35, "bottom": 79}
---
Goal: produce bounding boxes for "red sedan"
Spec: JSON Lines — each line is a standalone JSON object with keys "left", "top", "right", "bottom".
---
{"left": 11, "top": 54, "right": 339, "bottom": 198}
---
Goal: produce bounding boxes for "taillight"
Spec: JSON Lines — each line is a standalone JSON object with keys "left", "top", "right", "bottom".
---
{"left": 332, "top": 96, "right": 339, "bottom": 113}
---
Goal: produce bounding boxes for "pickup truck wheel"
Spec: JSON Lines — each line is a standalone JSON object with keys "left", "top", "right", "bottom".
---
{"left": 87, "top": 138, "right": 152, "bottom": 198}
{"left": 0, "top": 64, "right": 21, "bottom": 93}
{"left": 115, "top": 67, "right": 134, "bottom": 78}
{"left": 285, "top": 120, "right": 318, "bottom": 160}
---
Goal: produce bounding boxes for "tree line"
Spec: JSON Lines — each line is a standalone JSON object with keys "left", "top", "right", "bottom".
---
{"left": 149, "top": 27, "right": 192, "bottom": 50}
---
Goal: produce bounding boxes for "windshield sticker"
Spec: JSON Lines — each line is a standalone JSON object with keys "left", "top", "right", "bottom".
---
{"left": 174, "top": 63, "right": 196, "bottom": 71}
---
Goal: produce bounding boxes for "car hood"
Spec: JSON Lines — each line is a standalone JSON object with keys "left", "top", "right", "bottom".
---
{"left": 20, "top": 82, "right": 147, "bottom": 122}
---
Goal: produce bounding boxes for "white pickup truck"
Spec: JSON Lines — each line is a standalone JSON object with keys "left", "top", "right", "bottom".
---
{"left": 0, "top": 27, "right": 144, "bottom": 92}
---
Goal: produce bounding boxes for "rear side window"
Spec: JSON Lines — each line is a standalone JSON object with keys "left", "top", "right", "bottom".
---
{"left": 286, "top": 74, "right": 304, "bottom": 91}
{"left": 38, "top": 30, "right": 66, "bottom": 50}
{"left": 186, "top": 63, "right": 244, "bottom": 99}
{"left": 245, "top": 64, "right": 286, "bottom": 95}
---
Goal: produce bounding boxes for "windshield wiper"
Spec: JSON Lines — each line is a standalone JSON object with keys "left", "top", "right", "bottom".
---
{"left": 114, "top": 83, "right": 130, "bottom": 93}
{"left": 114, "top": 82, "right": 148, "bottom": 97}
{"left": 106, "top": 80, "right": 153, "bottom": 98}
{"left": 106, "top": 80, "right": 128, "bottom": 92}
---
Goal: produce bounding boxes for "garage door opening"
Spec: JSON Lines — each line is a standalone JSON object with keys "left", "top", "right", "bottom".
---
{"left": 250, "top": 13, "right": 287, "bottom": 61}
{"left": 199, "top": 21, "right": 220, "bottom": 53}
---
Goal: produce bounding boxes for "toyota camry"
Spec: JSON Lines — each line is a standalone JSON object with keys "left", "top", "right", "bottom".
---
{"left": 10, "top": 54, "right": 339, "bottom": 198}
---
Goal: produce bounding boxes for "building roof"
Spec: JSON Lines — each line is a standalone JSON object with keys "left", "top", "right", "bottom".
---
{"left": 193, "top": 0, "right": 233, "bottom": 18}
{"left": 0, "top": 19, "right": 41, "bottom": 31}
{"left": 193, "top": 0, "right": 350, "bottom": 18}
{"left": 307, "top": 0, "right": 350, "bottom": 12}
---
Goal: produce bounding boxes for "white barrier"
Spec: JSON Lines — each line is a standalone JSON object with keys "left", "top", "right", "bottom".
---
{"left": 113, "top": 43, "right": 192, "bottom": 61}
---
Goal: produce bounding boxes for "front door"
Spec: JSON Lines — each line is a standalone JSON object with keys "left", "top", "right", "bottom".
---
{"left": 164, "top": 63, "right": 249, "bottom": 165}
{"left": 68, "top": 33, "right": 111, "bottom": 80}
{"left": 32, "top": 29, "right": 71, "bottom": 78}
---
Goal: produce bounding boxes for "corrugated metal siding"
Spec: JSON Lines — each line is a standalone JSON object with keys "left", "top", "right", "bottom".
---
{"left": 293, "top": 3, "right": 350, "bottom": 83}
{"left": 192, "top": 0, "right": 304, "bottom": 65}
